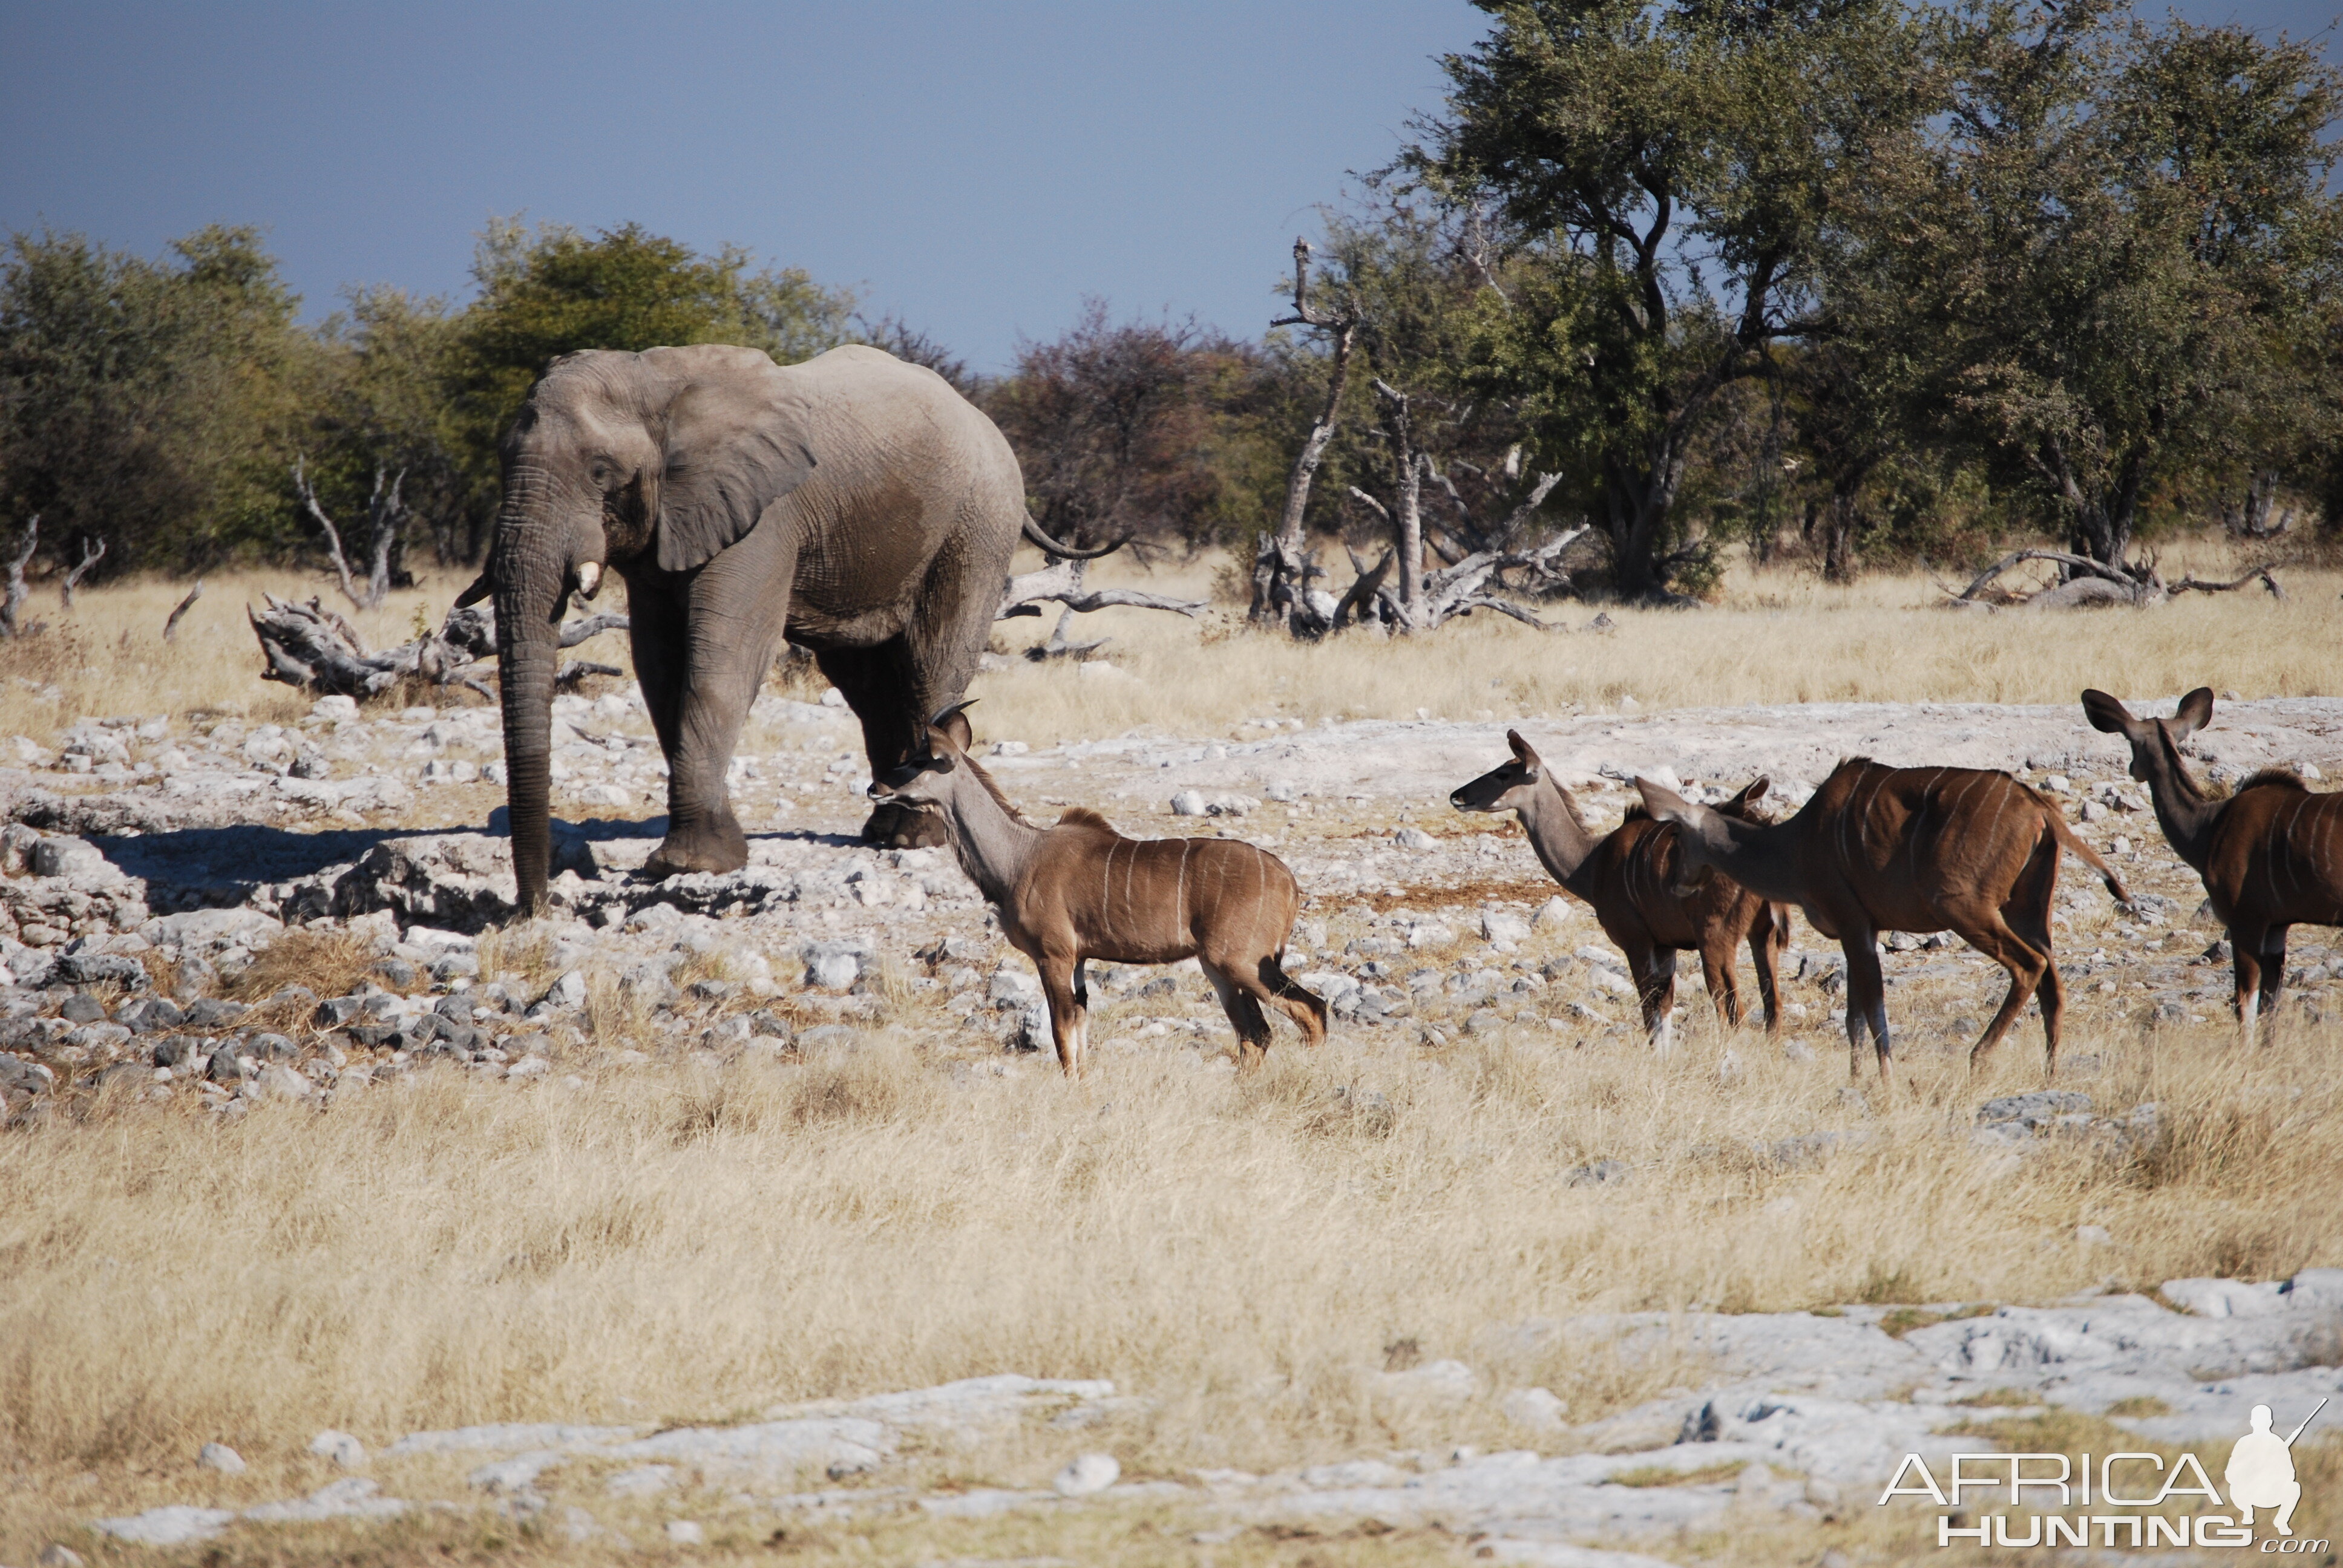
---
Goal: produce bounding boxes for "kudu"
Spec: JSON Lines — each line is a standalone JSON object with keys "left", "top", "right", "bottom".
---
{"left": 1451, "top": 730, "right": 1791, "bottom": 1047}
{"left": 2083, "top": 687, "right": 2343, "bottom": 1042}
{"left": 871, "top": 704, "right": 1328, "bottom": 1077}
{"left": 1635, "top": 761, "right": 2127, "bottom": 1082}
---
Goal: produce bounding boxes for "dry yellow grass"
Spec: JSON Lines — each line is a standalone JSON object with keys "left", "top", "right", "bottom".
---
{"left": 3, "top": 1018, "right": 2337, "bottom": 1553}
{"left": 4, "top": 539, "right": 2335, "bottom": 751}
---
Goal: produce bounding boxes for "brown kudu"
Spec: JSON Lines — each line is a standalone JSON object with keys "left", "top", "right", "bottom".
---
{"left": 1451, "top": 730, "right": 1791, "bottom": 1047}
{"left": 1635, "top": 760, "right": 2127, "bottom": 1082}
{"left": 2083, "top": 687, "right": 2343, "bottom": 1043}
{"left": 870, "top": 704, "right": 1328, "bottom": 1077}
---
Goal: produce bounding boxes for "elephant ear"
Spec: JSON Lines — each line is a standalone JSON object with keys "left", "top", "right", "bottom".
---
{"left": 655, "top": 376, "right": 818, "bottom": 573}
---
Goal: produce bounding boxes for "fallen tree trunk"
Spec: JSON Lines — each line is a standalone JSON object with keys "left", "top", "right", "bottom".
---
{"left": 249, "top": 593, "right": 628, "bottom": 701}
{"left": 1947, "top": 547, "right": 2283, "bottom": 611}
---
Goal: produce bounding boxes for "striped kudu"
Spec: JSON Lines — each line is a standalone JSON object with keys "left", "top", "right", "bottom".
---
{"left": 1636, "top": 760, "right": 2127, "bottom": 1082}
{"left": 870, "top": 704, "right": 1327, "bottom": 1077}
{"left": 2083, "top": 687, "right": 2343, "bottom": 1042}
{"left": 1451, "top": 730, "right": 1791, "bottom": 1047}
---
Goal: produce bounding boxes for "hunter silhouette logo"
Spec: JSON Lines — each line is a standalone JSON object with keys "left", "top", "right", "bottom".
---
{"left": 1879, "top": 1396, "right": 2328, "bottom": 1549}
{"left": 2229, "top": 1399, "right": 2324, "bottom": 1538}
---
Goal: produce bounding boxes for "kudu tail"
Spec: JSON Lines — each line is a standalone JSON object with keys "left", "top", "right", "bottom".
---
{"left": 2045, "top": 808, "right": 2128, "bottom": 904}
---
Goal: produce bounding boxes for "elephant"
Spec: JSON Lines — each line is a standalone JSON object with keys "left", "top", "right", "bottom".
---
{"left": 474, "top": 342, "right": 1107, "bottom": 915}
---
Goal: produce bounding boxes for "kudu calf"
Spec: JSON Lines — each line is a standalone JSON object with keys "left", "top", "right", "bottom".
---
{"left": 1636, "top": 761, "right": 2127, "bottom": 1082}
{"left": 871, "top": 704, "right": 1327, "bottom": 1077}
{"left": 1452, "top": 730, "right": 1790, "bottom": 1047}
{"left": 2083, "top": 687, "right": 2343, "bottom": 1042}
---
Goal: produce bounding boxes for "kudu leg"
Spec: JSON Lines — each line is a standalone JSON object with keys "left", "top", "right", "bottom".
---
{"left": 1841, "top": 935, "right": 1891, "bottom": 1082}
{"left": 1700, "top": 942, "right": 1743, "bottom": 1031}
{"left": 2231, "top": 928, "right": 2268, "bottom": 1047}
{"left": 1748, "top": 915, "right": 1787, "bottom": 1034}
{"left": 1036, "top": 953, "right": 1087, "bottom": 1079}
{"left": 2263, "top": 926, "right": 2292, "bottom": 1036}
{"left": 1257, "top": 955, "right": 1329, "bottom": 1048}
{"left": 1203, "top": 961, "right": 1273, "bottom": 1073}
{"left": 1627, "top": 941, "right": 1677, "bottom": 1051}
{"left": 1955, "top": 913, "right": 2051, "bottom": 1072}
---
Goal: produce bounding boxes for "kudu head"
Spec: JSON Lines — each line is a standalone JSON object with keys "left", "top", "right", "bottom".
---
{"left": 2081, "top": 687, "right": 2214, "bottom": 791}
{"left": 868, "top": 701, "right": 978, "bottom": 812}
{"left": 1452, "top": 729, "right": 1548, "bottom": 814}
{"left": 1631, "top": 774, "right": 1769, "bottom": 897}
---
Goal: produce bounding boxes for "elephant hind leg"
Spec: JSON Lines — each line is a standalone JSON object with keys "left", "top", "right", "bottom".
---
{"left": 816, "top": 641, "right": 948, "bottom": 848}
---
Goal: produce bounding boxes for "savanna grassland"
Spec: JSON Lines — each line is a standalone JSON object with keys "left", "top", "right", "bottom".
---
{"left": 3, "top": 543, "right": 2341, "bottom": 1567}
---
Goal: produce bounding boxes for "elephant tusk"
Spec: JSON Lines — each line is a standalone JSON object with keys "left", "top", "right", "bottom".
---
{"left": 575, "top": 561, "right": 603, "bottom": 599}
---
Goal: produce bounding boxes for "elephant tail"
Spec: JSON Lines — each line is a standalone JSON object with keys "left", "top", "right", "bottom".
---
{"left": 1023, "top": 515, "right": 1122, "bottom": 560}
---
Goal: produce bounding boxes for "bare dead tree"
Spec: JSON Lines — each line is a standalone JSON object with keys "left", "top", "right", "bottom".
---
{"left": 162, "top": 579, "right": 204, "bottom": 641}
{"left": 1, "top": 515, "right": 36, "bottom": 639}
{"left": 1325, "top": 524, "right": 1585, "bottom": 633}
{"left": 2221, "top": 470, "right": 2299, "bottom": 541}
{"left": 1250, "top": 238, "right": 1359, "bottom": 633}
{"left": 292, "top": 456, "right": 408, "bottom": 610}
{"left": 57, "top": 535, "right": 105, "bottom": 609}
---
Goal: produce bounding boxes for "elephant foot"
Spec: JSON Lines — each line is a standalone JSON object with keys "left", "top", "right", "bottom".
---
{"left": 861, "top": 801, "right": 948, "bottom": 849}
{"left": 644, "top": 817, "right": 749, "bottom": 880}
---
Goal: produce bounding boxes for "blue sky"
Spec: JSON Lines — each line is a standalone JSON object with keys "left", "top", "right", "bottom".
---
{"left": 1, "top": 2, "right": 2332, "bottom": 373}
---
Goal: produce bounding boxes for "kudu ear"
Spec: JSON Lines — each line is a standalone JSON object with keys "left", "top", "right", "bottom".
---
{"left": 2172, "top": 687, "right": 2215, "bottom": 737}
{"left": 1505, "top": 728, "right": 1544, "bottom": 777}
{"left": 937, "top": 708, "right": 974, "bottom": 754}
{"left": 655, "top": 371, "right": 818, "bottom": 573}
{"left": 1728, "top": 775, "right": 1769, "bottom": 807}
{"left": 2080, "top": 688, "right": 2138, "bottom": 736}
{"left": 1633, "top": 775, "right": 1692, "bottom": 822}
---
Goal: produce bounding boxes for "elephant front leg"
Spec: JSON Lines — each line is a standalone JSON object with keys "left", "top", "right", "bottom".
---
{"left": 642, "top": 537, "right": 793, "bottom": 880}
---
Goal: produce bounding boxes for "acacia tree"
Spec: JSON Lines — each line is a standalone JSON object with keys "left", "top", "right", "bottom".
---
{"left": 1922, "top": 4, "right": 2341, "bottom": 567}
{"left": 1418, "top": 0, "right": 1932, "bottom": 598}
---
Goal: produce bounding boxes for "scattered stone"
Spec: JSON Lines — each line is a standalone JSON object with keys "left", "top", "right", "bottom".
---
{"left": 1566, "top": 1160, "right": 1629, "bottom": 1187}
{"left": 1481, "top": 910, "right": 1532, "bottom": 946}
{"left": 309, "top": 1429, "right": 367, "bottom": 1469}
{"left": 665, "top": 1520, "right": 704, "bottom": 1544}
{"left": 1053, "top": 1452, "right": 1121, "bottom": 1497}
{"left": 90, "top": 1508, "right": 234, "bottom": 1546}
{"left": 1975, "top": 1091, "right": 2092, "bottom": 1131}
{"left": 182, "top": 998, "right": 247, "bottom": 1028}
{"left": 38, "top": 1546, "right": 87, "bottom": 1568}
{"left": 198, "top": 1441, "right": 247, "bottom": 1474}
{"left": 1393, "top": 826, "right": 1437, "bottom": 851}
{"left": 1501, "top": 1387, "right": 1568, "bottom": 1432}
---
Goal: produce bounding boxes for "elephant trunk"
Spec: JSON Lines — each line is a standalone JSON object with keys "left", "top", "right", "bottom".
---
{"left": 492, "top": 475, "right": 580, "bottom": 917}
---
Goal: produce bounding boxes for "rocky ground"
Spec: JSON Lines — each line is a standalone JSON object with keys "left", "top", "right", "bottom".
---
{"left": 7, "top": 688, "right": 2343, "bottom": 1562}
{"left": 65, "top": 1273, "right": 2343, "bottom": 1561}
{"left": 6, "top": 688, "right": 2343, "bottom": 1111}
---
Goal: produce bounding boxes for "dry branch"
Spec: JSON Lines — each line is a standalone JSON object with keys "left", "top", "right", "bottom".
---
{"left": 555, "top": 660, "right": 625, "bottom": 690}
{"left": 249, "top": 593, "right": 628, "bottom": 703}
{"left": 2171, "top": 563, "right": 2284, "bottom": 600}
{"left": 998, "top": 557, "right": 1205, "bottom": 622}
{"left": 293, "top": 456, "right": 408, "bottom": 610}
{"left": 162, "top": 580, "right": 203, "bottom": 641}
{"left": 59, "top": 536, "right": 105, "bottom": 608}
{"left": 1, "top": 515, "right": 36, "bottom": 639}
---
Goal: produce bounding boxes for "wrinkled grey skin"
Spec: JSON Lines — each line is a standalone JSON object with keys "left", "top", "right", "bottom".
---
{"left": 488, "top": 342, "right": 1032, "bottom": 915}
